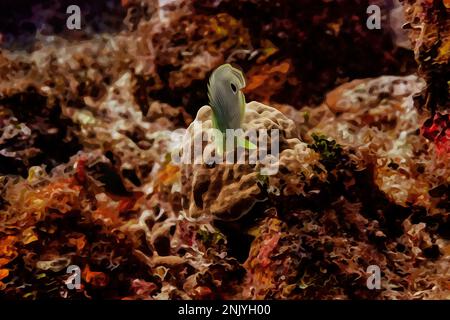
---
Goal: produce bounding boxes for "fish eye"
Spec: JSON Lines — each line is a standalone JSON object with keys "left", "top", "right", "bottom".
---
{"left": 230, "top": 82, "right": 237, "bottom": 94}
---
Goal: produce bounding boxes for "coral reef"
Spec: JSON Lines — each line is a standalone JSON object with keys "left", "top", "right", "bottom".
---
{"left": 240, "top": 75, "right": 450, "bottom": 299}
{"left": 399, "top": 0, "right": 450, "bottom": 156}
{"left": 193, "top": 0, "right": 417, "bottom": 106}
{"left": 180, "top": 101, "right": 324, "bottom": 220}
{"left": 400, "top": 0, "right": 450, "bottom": 112}
{"left": 0, "top": 0, "right": 449, "bottom": 300}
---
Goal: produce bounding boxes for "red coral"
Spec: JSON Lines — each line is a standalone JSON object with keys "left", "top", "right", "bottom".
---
{"left": 422, "top": 113, "right": 450, "bottom": 156}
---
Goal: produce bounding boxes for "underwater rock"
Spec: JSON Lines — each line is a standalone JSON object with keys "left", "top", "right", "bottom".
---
{"left": 193, "top": 0, "right": 416, "bottom": 107}
{"left": 398, "top": 0, "right": 450, "bottom": 159}
{"left": 400, "top": 0, "right": 450, "bottom": 113}
{"left": 180, "top": 101, "right": 325, "bottom": 221}
{"left": 2, "top": 0, "right": 450, "bottom": 301}
{"left": 303, "top": 75, "right": 449, "bottom": 211}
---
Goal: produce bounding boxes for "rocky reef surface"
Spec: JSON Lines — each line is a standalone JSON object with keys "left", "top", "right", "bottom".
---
{"left": 0, "top": 0, "right": 448, "bottom": 299}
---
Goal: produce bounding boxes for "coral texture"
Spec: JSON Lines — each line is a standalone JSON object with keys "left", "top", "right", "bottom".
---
{"left": 0, "top": 0, "right": 448, "bottom": 300}
{"left": 180, "top": 101, "right": 324, "bottom": 220}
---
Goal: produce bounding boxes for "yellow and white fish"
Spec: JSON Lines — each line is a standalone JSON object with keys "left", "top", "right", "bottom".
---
{"left": 207, "top": 64, "right": 256, "bottom": 153}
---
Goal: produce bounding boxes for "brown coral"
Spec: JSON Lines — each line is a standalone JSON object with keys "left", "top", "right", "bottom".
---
{"left": 180, "top": 101, "right": 325, "bottom": 220}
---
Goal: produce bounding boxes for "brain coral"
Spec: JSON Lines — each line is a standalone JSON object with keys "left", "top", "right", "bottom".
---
{"left": 179, "top": 101, "right": 325, "bottom": 221}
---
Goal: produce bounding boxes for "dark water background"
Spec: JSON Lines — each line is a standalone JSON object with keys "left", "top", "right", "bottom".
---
{"left": 0, "top": 0, "right": 417, "bottom": 108}
{"left": 0, "top": 0, "right": 126, "bottom": 50}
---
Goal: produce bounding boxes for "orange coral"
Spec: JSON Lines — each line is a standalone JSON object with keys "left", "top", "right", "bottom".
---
{"left": 0, "top": 236, "right": 18, "bottom": 268}
{"left": 83, "top": 265, "right": 109, "bottom": 288}
{"left": 245, "top": 60, "right": 292, "bottom": 103}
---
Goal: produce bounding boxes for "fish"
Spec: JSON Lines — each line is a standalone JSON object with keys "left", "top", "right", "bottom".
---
{"left": 207, "top": 64, "right": 256, "bottom": 153}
